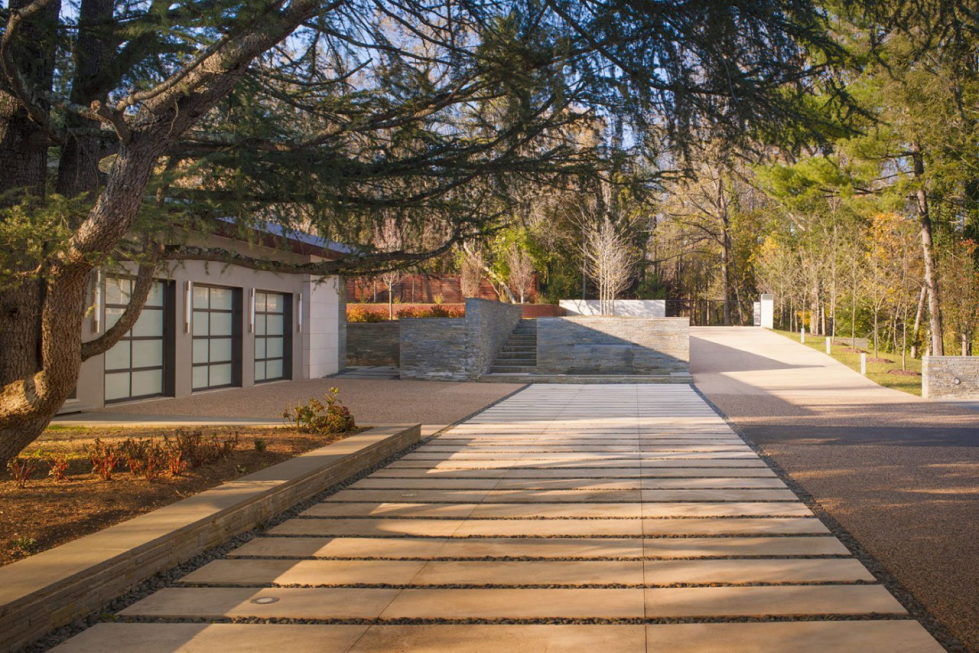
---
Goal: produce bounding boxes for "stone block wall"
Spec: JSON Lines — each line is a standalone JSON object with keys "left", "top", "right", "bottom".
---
{"left": 400, "top": 298, "right": 522, "bottom": 380}
{"left": 537, "top": 317, "right": 689, "bottom": 375}
{"left": 346, "top": 322, "right": 401, "bottom": 366}
{"left": 922, "top": 356, "right": 979, "bottom": 399}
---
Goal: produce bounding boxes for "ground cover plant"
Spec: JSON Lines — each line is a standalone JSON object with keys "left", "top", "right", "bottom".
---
{"left": 774, "top": 330, "right": 922, "bottom": 396}
{"left": 0, "top": 421, "right": 361, "bottom": 567}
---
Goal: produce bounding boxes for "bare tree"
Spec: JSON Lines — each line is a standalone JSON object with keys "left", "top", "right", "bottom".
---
{"left": 460, "top": 248, "right": 485, "bottom": 299}
{"left": 507, "top": 247, "right": 535, "bottom": 304}
{"left": 583, "top": 217, "right": 634, "bottom": 315}
{"left": 374, "top": 220, "right": 404, "bottom": 319}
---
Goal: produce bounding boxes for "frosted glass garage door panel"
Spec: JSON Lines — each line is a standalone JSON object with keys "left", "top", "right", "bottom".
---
{"left": 209, "top": 363, "right": 232, "bottom": 387}
{"left": 132, "top": 309, "right": 164, "bottom": 337}
{"left": 254, "top": 361, "right": 267, "bottom": 381}
{"left": 104, "top": 372, "right": 131, "bottom": 401}
{"left": 265, "top": 293, "right": 284, "bottom": 312}
{"left": 105, "top": 278, "right": 132, "bottom": 305}
{"left": 104, "top": 342, "right": 131, "bottom": 370}
{"left": 105, "top": 307, "right": 124, "bottom": 329}
{"left": 255, "top": 338, "right": 266, "bottom": 359}
{"left": 255, "top": 315, "right": 266, "bottom": 336}
{"left": 254, "top": 292, "right": 267, "bottom": 313}
{"left": 193, "top": 339, "right": 209, "bottom": 364}
{"left": 145, "top": 282, "right": 165, "bottom": 307}
{"left": 210, "top": 312, "right": 232, "bottom": 336}
{"left": 193, "top": 286, "right": 209, "bottom": 309}
{"left": 192, "top": 366, "right": 208, "bottom": 390}
{"left": 210, "top": 287, "right": 233, "bottom": 310}
{"left": 131, "top": 369, "right": 163, "bottom": 397}
{"left": 265, "top": 359, "right": 283, "bottom": 379}
{"left": 209, "top": 338, "right": 232, "bottom": 363}
{"left": 193, "top": 311, "right": 209, "bottom": 336}
{"left": 266, "top": 314, "right": 284, "bottom": 335}
{"left": 266, "top": 337, "right": 283, "bottom": 358}
{"left": 132, "top": 340, "right": 163, "bottom": 368}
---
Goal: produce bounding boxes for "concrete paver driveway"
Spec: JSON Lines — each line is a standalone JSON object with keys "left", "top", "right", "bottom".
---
{"left": 56, "top": 385, "right": 941, "bottom": 652}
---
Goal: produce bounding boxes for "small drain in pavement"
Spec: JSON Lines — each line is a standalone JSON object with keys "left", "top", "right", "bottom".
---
{"left": 251, "top": 597, "right": 279, "bottom": 605}
{"left": 401, "top": 492, "right": 417, "bottom": 497}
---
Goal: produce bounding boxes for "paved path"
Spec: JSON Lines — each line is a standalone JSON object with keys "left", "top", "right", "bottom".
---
{"left": 692, "top": 327, "right": 979, "bottom": 650}
{"left": 57, "top": 384, "right": 939, "bottom": 652}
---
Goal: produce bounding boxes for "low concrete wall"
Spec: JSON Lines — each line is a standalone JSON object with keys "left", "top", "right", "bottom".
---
{"left": 560, "top": 299, "right": 666, "bottom": 318}
{"left": 346, "top": 322, "right": 400, "bottom": 366}
{"left": 400, "top": 298, "right": 522, "bottom": 380}
{"left": 923, "top": 356, "right": 979, "bottom": 399}
{"left": 0, "top": 425, "right": 420, "bottom": 652}
{"left": 537, "top": 317, "right": 689, "bottom": 375}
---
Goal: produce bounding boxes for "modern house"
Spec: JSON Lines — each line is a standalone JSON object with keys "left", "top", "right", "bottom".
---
{"left": 62, "top": 224, "right": 347, "bottom": 413}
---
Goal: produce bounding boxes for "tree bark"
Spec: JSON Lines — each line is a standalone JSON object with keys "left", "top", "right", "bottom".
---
{"left": 911, "top": 144, "right": 944, "bottom": 356}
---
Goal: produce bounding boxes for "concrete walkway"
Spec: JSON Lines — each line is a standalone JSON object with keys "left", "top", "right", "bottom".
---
{"left": 692, "top": 327, "right": 979, "bottom": 650}
{"left": 56, "top": 384, "right": 939, "bottom": 652}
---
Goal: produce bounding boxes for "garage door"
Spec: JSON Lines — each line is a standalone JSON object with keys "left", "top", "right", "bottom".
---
{"left": 254, "top": 291, "right": 291, "bottom": 382}
{"left": 104, "top": 277, "right": 171, "bottom": 402}
{"left": 192, "top": 285, "right": 241, "bottom": 390}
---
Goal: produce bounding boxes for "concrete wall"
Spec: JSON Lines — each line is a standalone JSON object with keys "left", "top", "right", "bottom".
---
{"left": 760, "top": 293, "right": 774, "bottom": 329}
{"left": 347, "top": 322, "right": 401, "bottom": 366}
{"left": 922, "top": 356, "right": 979, "bottom": 399}
{"left": 537, "top": 317, "right": 689, "bottom": 375}
{"left": 560, "top": 299, "right": 666, "bottom": 318}
{"left": 67, "top": 256, "right": 343, "bottom": 414}
{"left": 400, "top": 298, "right": 522, "bottom": 380}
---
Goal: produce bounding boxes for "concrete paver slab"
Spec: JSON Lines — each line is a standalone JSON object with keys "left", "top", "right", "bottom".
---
{"left": 351, "top": 625, "right": 646, "bottom": 652}
{"left": 641, "top": 517, "right": 830, "bottom": 536}
{"left": 380, "top": 588, "right": 644, "bottom": 619}
{"left": 643, "top": 585, "right": 906, "bottom": 617}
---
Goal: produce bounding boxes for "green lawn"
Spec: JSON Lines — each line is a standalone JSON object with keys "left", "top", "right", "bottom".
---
{"left": 773, "top": 329, "right": 922, "bottom": 396}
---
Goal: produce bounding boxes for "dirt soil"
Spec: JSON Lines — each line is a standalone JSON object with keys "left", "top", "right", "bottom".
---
{"left": 0, "top": 425, "right": 356, "bottom": 567}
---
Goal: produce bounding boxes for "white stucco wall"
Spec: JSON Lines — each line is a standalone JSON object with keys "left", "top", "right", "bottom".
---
{"left": 304, "top": 275, "right": 344, "bottom": 378}
{"left": 559, "top": 299, "right": 666, "bottom": 318}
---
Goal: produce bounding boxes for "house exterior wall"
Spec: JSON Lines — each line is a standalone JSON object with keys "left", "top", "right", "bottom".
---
{"left": 65, "top": 254, "right": 343, "bottom": 413}
{"left": 922, "top": 356, "right": 979, "bottom": 399}
{"left": 536, "top": 317, "right": 689, "bottom": 375}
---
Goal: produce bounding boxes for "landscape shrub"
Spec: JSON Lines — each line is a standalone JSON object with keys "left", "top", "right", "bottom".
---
{"left": 6, "top": 454, "right": 42, "bottom": 488}
{"left": 348, "top": 306, "right": 387, "bottom": 322}
{"left": 163, "top": 430, "right": 240, "bottom": 470}
{"left": 87, "top": 439, "right": 120, "bottom": 481}
{"left": 47, "top": 454, "right": 70, "bottom": 482}
{"left": 283, "top": 387, "right": 356, "bottom": 435}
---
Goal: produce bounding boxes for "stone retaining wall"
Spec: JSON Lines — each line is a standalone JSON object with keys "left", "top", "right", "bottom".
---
{"left": 537, "top": 317, "right": 689, "bottom": 375}
{"left": 346, "top": 322, "right": 400, "bottom": 366}
{"left": 400, "top": 298, "right": 522, "bottom": 381}
{"left": 0, "top": 425, "right": 420, "bottom": 652}
{"left": 922, "top": 356, "right": 979, "bottom": 399}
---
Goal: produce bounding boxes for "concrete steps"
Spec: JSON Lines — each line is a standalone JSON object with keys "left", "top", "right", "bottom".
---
{"left": 488, "top": 319, "right": 537, "bottom": 374}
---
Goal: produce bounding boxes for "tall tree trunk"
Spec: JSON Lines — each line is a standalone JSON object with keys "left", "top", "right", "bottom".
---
{"left": 911, "top": 144, "right": 944, "bottom": 356}
{"left": 910, "top": 284, "right": 926, "bottom": 358}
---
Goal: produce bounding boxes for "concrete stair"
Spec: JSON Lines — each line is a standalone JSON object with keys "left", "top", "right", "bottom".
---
{"left": 489, "top": 319, "right": 537, "bottom": 374}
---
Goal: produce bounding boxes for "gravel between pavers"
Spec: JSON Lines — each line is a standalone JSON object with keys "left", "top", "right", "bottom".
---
{"left": 692, "top": 327, "right": 978, "bottom": 652}
{"left": 27, "top": 387, "right": 528, "bottom": 651}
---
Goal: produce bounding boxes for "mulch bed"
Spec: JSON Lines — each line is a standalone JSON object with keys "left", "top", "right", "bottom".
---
{"left": 0, "top": 425, "right": 359, "bottom": 567}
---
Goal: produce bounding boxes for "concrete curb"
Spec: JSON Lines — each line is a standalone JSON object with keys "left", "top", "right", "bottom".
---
{"left": 0, "top": 424, "right": 421, "bottom": 652}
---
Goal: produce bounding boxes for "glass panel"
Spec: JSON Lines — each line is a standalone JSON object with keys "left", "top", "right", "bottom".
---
{"left": 193, "top": 285, "right": 209, "bottom": 309}
{"left": 255, "top": 337, "right": 266, "bottom": 359}
{"left": 193, "top": 338, "right": 209, "bottom": 363}
{"left": 145, "top": 281, "right": 165, "bottom": 307}
{"left": 192, "top": 311, "right": 209, "bottom": 336}
{"left": 266, "top": 314, "right": 284, "bottom": 336}
{"left": 266, "top": 293, "right": 284, "bottom": 313}
{"left": 210, "top": 312, "right": 232, "bottom": 336}
{"left": 104, "top": 342, "right": 131, "bottom": 371}
{"left": 105, "top": 277, "right": 132, "bottom": 305}
{"left": 132, "top": 308, "right": 164, "bottom": 337}
{"left": 210, "top": 287, "right": 233, "bottom": 310}
{"left": 209, "top": 363, "right": 232, "bottom": 387}
{"left": 105, "top": 307, "right": 124, "bottom": 329}
{"left": 192, "top": 366, "right": 208, "bottom": 389}
{"left": 266, "top": 337, "right": 283, "bottom": 359}
{"left": 104, "top": 372, "right": 130, "bottom": 401}
{"left": 254, "top": 292, "right": 267, "bottom": 313}
{"left": 254, "top": 360, "right": 266, "bottom": 382}
{"left": 265, "top": 359, "right": 283, "bottom": 380}
{"left": 131, "top": 369, "right": 162, "bottom": 397}
{"left": 132, "top": 339, "right": 163, "bottom": 368}
{"left": 210, "top": 338, "right": 232, "bottom": 363}
{"left": 255, "top": 314, "right": 266, "bottom": 336}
